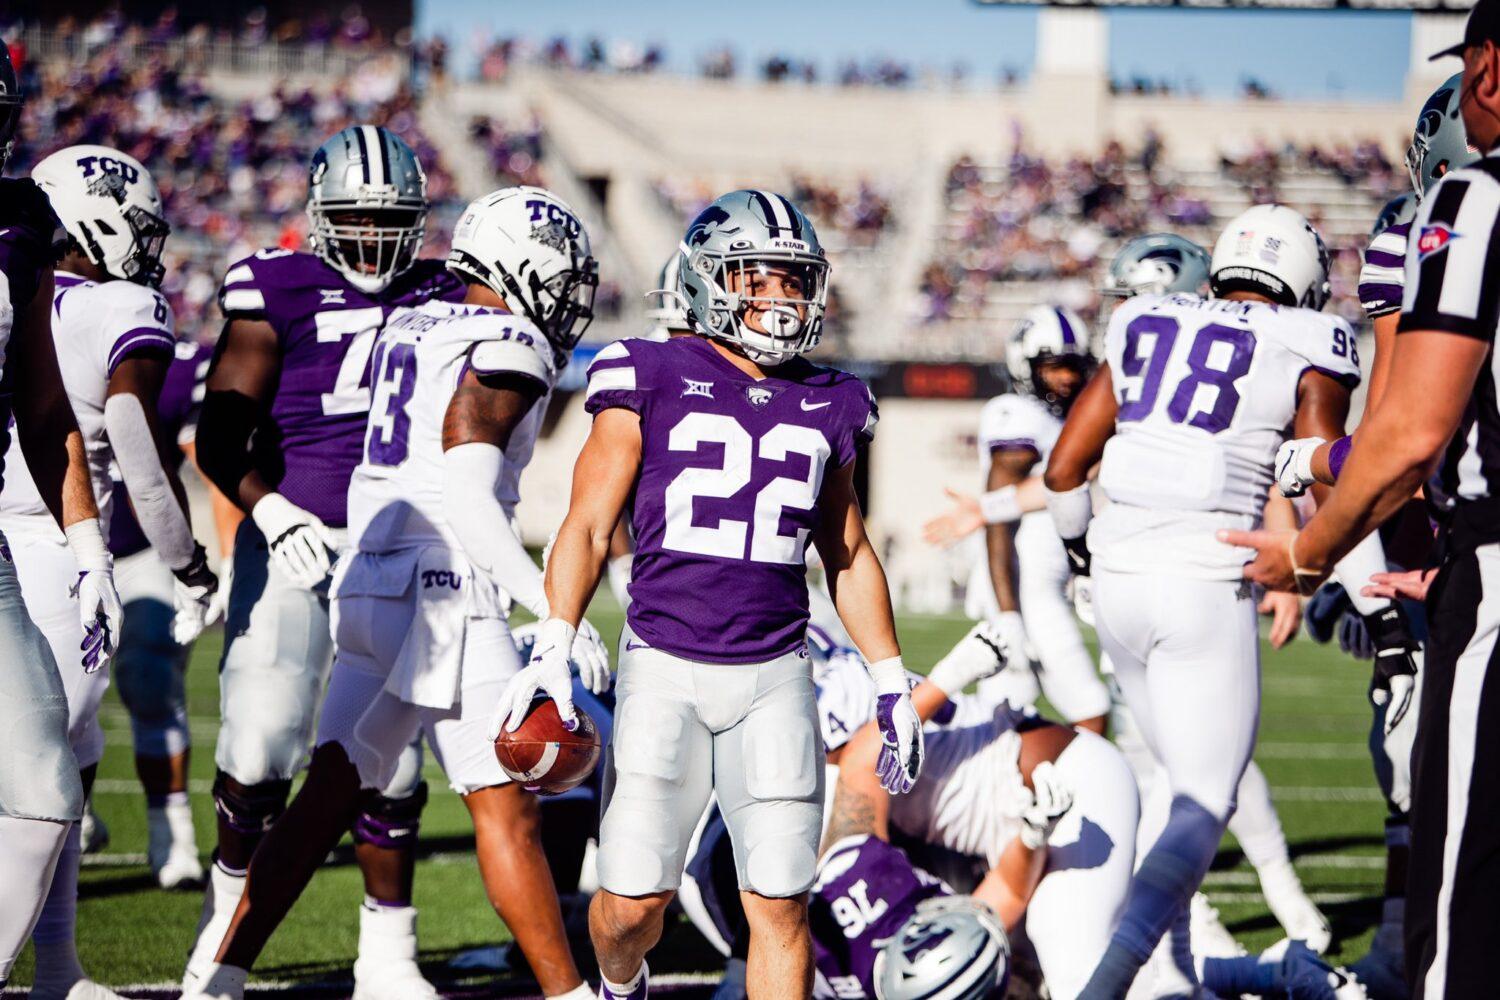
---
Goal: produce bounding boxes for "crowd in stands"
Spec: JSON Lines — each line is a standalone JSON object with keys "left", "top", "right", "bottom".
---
{"left": 6, "top": 29, "right": 472, "bottom": 342}
{"left": 920, "top": 137, "right": 1392, "bottom": 336}
{"left": 652, "top": 175, "right": 896, "bottom": 251}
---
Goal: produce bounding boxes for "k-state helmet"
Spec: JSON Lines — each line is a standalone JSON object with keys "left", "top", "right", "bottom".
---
{"left": 1371, "top": 192, "right": 1417, "bottom": 237}
{"left": 873, "top": 896, "right": 1010, "bottom": 1000}
{"left": 32, "top": 145, "right": 170, "bottom": 287}
{"left": 644, "top": 249, "right": 691, "bottom": 340}
{"left": 1103, "top": 234, "right": 1212, "bottom": 298}
{"left": 1006, "top": 305, "right": 1094, "bottom": 416}
{"left": 1210, "top": 204, "right": 1331, "bottom": 311}
{"left": 0, "top": 40, "right": 21, "bottom": 171}
{"left": 447, "top": 186, "right": 598, "bottom": 361}
{"left": 307, "top": 125, "right": 428, "bottom": 294}
{"left": 678, "top": 189, "right": 830, "bottom": 366}
{"left": 1406, "top": 73, "right": 1478, "bottom": 201}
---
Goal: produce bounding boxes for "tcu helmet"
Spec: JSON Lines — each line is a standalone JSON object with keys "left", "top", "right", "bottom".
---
{"left": 1103, "top": 234, "right": 1212, "bottom": 298}
{"left": 0, "top": 39, "right": 20, "bottom": 170}
{"left": 1372, "top": 192, "right": 1418, "bottom": 237}
{"left": 645, "top": 250, "right": 691, "bottom": 340}
{"left": 678, "top": 189, "right": 830, "bottom": 365}
{"left": 1006, "top": 305, "right": 1093, "bottom": 416}
{"left": 32, "top": 145, "right": 171, "bottom": 287}
{"left": 1407, "top": 73, "right": 1478, "bottom": 201}
{"left": 448, "top": 186, "right": 598, "bottom": 359}
{"left": 873, "top": 897, "right": 1010, "bottom": 1000}
{"left": 1210, "top": 205, "right": 1331, "bottom": 311}
{"left": 307, "top": 125, "right": 428, "bottom": 293}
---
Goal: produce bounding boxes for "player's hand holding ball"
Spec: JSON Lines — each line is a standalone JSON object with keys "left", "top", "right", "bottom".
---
{"left": 869, "top": 656, "right": 923, "bottom": 795}
{"left": 1019, "top": 761, "right": 1074, "bottom": 850}
{"left": 491, "top": 617, "right": 582, "bottom": 738}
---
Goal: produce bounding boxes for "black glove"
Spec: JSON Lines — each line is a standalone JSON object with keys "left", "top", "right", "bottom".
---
{"left": 173, "top": 543, "right": 219, "bottom": 594}
{"left": 1060, "top": 535, "right": 1091, "bottom": 578}
{"left": 1364, "top": 604, "right": 1419, "bottom": 736}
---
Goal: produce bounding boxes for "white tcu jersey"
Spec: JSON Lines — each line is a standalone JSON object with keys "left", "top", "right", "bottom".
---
{"left": 0, "top": 272, "right": 175, "bottom": 530}
{"left": 976, "top": 392, "right": 1061, "bottom": 470}
{"left": 347, "top": 301, "right": 560, "bottom": 554}
{"left": 1091, "top": 293, "right": 1360, "bottom": 578}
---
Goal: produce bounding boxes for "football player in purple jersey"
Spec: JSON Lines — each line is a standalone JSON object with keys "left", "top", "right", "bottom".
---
{"left": 0, "top": 40, "right": 126, "bottom": 993}
{"left": 186, "top": 126, "right": 464, "bottom": 999}
{"left": 493, "top": 190, "right": 923, "bottom": 999}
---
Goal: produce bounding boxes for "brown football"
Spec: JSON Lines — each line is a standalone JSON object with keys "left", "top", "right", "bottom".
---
{"left": 494, "top": 697, "right": 603, "bottom": 795}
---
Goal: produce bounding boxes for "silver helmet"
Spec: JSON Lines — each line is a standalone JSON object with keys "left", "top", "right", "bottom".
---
{"left": 0, "top": 40, "right": 22, "bottom": 171}
{"left": 307, "top": 125, "right": 428, "bottom": 294}
{"left": 678, "top": 189, "right": 830, "bottom": 366}
{"left": 1406, "top": 73, "right": 1479, "bottom": 201}
{"left": 645, "top": 249, "right": 691, "bottom": 340}
{"left": 873, "top": 897, "right": 1010, "bottom": 1000}
{"left": 1103, "top": 234, "right": 1211, "bottom": 298}
{"left": 1371, "top": 192, "right": 1418, "bottom": 238}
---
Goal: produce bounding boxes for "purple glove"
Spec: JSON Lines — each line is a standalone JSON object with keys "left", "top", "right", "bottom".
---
{"left": 875, "top": 691, "right": 923, "bottom": 795}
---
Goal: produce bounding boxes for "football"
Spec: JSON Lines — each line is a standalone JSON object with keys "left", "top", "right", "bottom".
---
{"left": 493, "top": 697, "right": 603, "bottom": 795}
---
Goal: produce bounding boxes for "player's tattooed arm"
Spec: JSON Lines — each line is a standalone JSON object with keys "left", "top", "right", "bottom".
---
{"left": 819, "top": 723, "right": 891, "bottom": 854}
{"left": 442, "top": 369, "right": 542, "bottom": 449}
{"left": 814, "top": 460, "right": 901, "bottom": 664}
{"left": 196, "top": 318, "right": 282, "bottom": 512}
{"left": 985, "top": 450, "right": 1036, "bottom": 614}
{"left": 1043, "top": 364, "right": 1117, "bottom": 494}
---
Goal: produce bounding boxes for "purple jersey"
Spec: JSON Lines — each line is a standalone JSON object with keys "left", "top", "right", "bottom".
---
{"left": 810, "top": 836, "right": 950, "bottom": 999}
{"left": 585, "top": 335, "right": 877, "bottom": 663}
{"left": 217, "top": 250, "right": 464, "bottom": 526}
{"left": 0, "top": 180, "right": 65, "bottom": 494}
{"left": 1359, "top": 221, "right": 1410, "bottom": 320}
{"left": 109, "top": 340, "right": 213, "bottom": 558}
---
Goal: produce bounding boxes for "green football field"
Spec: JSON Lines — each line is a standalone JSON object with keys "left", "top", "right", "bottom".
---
{"left": 5, "top": 602, "right": 1390, "bottom": 992}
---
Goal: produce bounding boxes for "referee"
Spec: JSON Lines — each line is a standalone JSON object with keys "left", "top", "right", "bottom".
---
{"left": 1226, "top": 7, "right": 1500, "bottom": 997}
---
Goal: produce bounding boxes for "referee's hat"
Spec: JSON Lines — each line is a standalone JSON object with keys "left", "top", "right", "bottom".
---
{"left": 1433, "top": 0, "right": 1500, "bottom": 60}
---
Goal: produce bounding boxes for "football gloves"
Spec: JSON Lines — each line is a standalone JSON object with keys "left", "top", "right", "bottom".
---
{"left": 869, "top": 657, "right": 923, "bottom": 795}
{"left": 990, "top": 611, "right": 1031, "bottom": 674}
{"left": 927, "top": 620, "right": 1010, "bottom": 697}
{"left": 64, "top": 520, "right": 123, "bottom": 673}
{"left": 252, "top": 493, "right": 337, "bottom": 589}
{"left": 1364, "top": 604, "right": 1420, "bottom": 737}
{"left": 1019, "top": 760, "right": 1074, "bottom": 850}
{"left": 492, "top": 617, "right": 580, "bottom": 737}
{"left": 171, "top": 543, "right": 220, "bottom": 645}
{"left": 1275, "top": 436, "right": 1326, "bottom": 498}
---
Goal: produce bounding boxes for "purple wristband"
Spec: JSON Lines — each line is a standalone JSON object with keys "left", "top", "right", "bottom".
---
{"left": 1328, "top": 435, "right": 1353, "bottom": 481}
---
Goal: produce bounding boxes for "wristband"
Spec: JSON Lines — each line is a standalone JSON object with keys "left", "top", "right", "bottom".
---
{"left": 64, "top": 519, "right": 111, "bottom": 572}
{"left": 1044, "top": 483, "right": 1093, "bottom": 540}
{"left": 867, "top": 655, "right": 909, "bottom": 695}
{"left": 979, "top": 485, "right": 1022, "bottom": 525}
{"left": 1328, "top": 435, "right": 1353, "bottom": 481}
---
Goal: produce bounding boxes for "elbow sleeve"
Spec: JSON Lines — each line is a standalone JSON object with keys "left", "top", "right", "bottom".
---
{"left": 195, "top": 390, "right": 259, "bottom": 502}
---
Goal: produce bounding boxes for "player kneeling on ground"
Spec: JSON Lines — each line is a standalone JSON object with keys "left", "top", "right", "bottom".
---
{"left": 181, "top": 187, "right": 608, "bottom": 1000}
{"left": 496, "top": 190, "right": 923, "bottom": 999}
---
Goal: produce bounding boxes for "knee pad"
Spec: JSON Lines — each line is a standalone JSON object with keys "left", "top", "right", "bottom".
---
{"left": 742, "top": 823, "right": 817, "bottom": 898}
{"left": 212, "top": 772, "right": 292, "bottom": 836}
{"left": 353, "top": 781, "right": 428, "bottom": 850}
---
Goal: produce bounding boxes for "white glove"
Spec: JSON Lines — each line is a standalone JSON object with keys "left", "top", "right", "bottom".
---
{"left": 869, "top": 657, "right": 923, "bottom": 795}
{"left": 572, "top": 617, "right": 612, "bottom": 695}
{"left": 1383, "top": 656, "right": 1421, "bottom": 814}
{"left": 252, "top": 493, "right": 337, "bottom": 589}
{"left": 990, "top": 611, "right": 1031, "bottom": 671}
{"left": 65, "top": 520, "right": 124, "bottom": 673}
{"left": 1019, "top": 760, "right": 1074, "bottom": 849}
{"left": 1275, "top": 436, "right": 1326, "bottom": 498}
{"left": 490, "top": 617, "right": 579, "bottom": 739}
{"left": 927, "top": 621, "right": 1010, "bottom": 697}
{"left": 171, "top": 544, "right": 220, "bottom": 645}
{"left": 1069, "top": 573, "right": 1096, "bottom": 627}
{"left": 205, "top": 552, "right": 233, "bottom": 628}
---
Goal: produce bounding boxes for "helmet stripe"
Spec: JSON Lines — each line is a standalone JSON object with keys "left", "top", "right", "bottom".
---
{"left": 1053, "top": 308, "right": 1077, "bottom": 346}
{"left": 362, "top": 125, "right": 388, "bottom": 184}
{"left": 752, "top": 189, "right": 793, "bottom": 238}
{"left": 775, "top": 194, "right": 803, "bottom": 239}
{"left": 351, "top": 126, "right": 371, "bottom": 184}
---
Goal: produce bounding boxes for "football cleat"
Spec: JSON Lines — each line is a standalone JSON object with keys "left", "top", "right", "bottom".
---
{"left": 1261, "top": 940, "right": 1369, "bottom": 1000}
{"left": 149, "top": 801, "right": 205, "bottom": 889}
{"left": 1190, "top": 893, "right": 1246, "bottom": 958}
{"left": 79, "top": 801, "right": 109, "bottom": 855}
{"left": 1347, "top": 941, "right": 1409, "bottom": 1000}
{"left": 179, "top": 963, "right": 248, "bottom": 1000}
{"left": 352, "top": 903, "right": 439, "bottom": 1000}
{"left": 30, "top": 979, "right": 128, "bottom": 1000}
{"left": 1258, "top": 860, "right": 1332, "bottom": 954}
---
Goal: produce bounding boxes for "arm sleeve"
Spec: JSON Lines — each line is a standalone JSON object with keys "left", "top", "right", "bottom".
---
{"left": 583, "top": 340, "right": 645, "bottom": 416}
{"left": 102, "top": 285, "right": 176, "bottom": 376}
{"left": 443, "top": 441, "right": 547, "bottom": 617}
{"left": 103, "top": 392, "right": 197, "bottom": 570}
{"left": 1333, "top": 529, "right": 1396, "bottom": 618}
{"left": 1399, "top": 170, "right": 1500, "bottom": 340}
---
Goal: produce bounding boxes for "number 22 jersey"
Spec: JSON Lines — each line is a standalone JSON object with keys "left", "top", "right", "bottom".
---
{"left": 585, "top": 335, "right": 877, "bottom": 664}
{"left": 1091, "top": 293, "right": 1361, "bottom": 579}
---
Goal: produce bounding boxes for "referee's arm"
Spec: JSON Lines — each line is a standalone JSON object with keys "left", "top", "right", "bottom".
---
{"left": 1225, "top": 169, "right": 1496, "bottom": 590}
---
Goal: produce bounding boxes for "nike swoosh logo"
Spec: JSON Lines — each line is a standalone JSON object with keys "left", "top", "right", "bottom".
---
{"left": 625, "top": 639, "right": 649, "bottom": 651}
{"left": 801, "top": 399, "right": 831, "bottom": 411}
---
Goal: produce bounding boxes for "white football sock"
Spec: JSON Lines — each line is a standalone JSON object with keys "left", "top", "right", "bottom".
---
{"left": 184, "top": 862, "right": 246, "bottom": 984}
{"left": 1227, "top": 760, "right": 1292, "bottom": 871}
{"left": 600, "top": 959, "right": 648, "bottom": 999}
{"left": 355, "top": 900, "right": 421, "bottom": 969}
{"left": 549, "top": 985, "right": 594, "bottom": 1000}
{"left": 0, "top": 815, "right": 68, "bottom": 983}
{"left": 31, "top": 822, "right": 85, "bottom": 998}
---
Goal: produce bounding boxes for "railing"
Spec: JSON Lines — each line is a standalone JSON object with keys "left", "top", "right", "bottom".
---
{"left": 18, "top": 26, "right": 406, "bottom": 82}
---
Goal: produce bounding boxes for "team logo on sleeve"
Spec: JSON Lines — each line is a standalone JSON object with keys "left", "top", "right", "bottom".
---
{"left": 1417, "top": 223, "right": 1458, "bottom": 259}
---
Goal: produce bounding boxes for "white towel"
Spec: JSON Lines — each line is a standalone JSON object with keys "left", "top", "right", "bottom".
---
{"left": 386, "top": 546, "right": 470, "bottom": 710}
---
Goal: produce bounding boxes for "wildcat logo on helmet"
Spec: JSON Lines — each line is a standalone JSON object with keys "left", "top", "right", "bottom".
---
{"left": 1417, "top": 223, "right": 1458, "bottom": 259}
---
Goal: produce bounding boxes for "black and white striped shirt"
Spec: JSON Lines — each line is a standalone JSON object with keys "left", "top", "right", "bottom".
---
{"left": 1399, "top": 153, "right": 1500, "bottom": 503}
